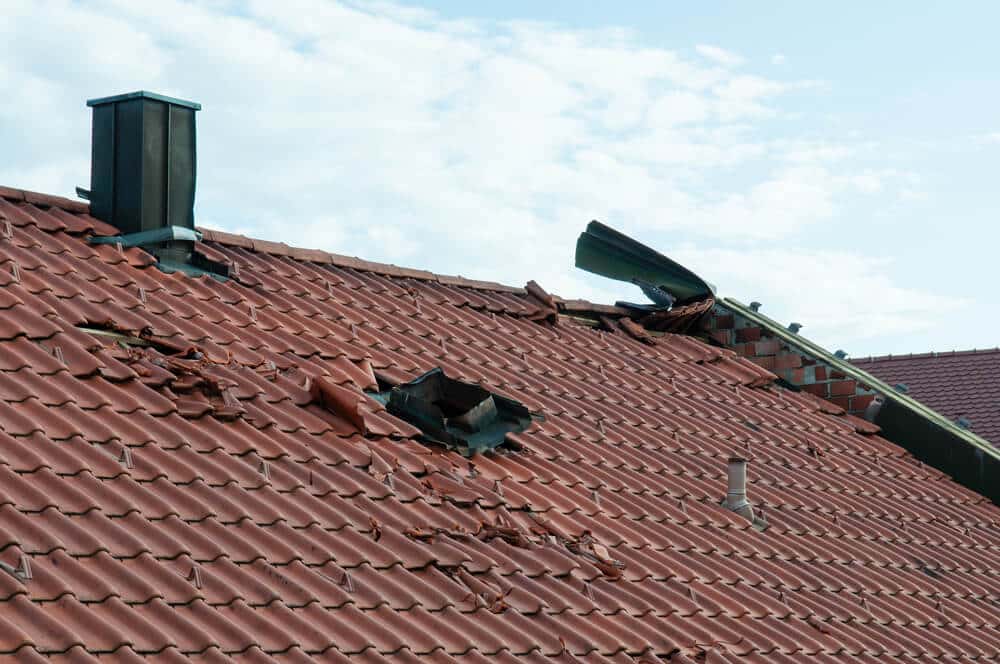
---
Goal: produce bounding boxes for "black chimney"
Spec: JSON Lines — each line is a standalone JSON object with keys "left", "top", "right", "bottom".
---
{"left": 86, "top": 91, "right": 201, "bottom": 234}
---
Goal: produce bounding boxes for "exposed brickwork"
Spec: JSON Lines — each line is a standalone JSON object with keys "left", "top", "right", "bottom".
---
{"left": 701, "top": 305, "right": 880, "bottom": 418}
{"left": 830, "top": 380, "right": 857, "bottom": 397}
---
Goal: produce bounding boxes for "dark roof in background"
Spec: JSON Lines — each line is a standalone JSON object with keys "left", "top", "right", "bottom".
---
{"left": 0, "top": 184, "right": 999, "bottom": 661}
{"left": 852, "top": 349, "right": 1000, "bottom": 445}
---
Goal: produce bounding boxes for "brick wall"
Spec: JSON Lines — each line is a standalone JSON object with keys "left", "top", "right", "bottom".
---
{"left": 703, "top": 306, "right": 879, "bottom": 417}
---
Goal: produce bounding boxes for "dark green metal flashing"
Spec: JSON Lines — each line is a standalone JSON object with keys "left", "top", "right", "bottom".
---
{"left": 89, "top": 226, "right": 202, "bottom": 247}
{"left": 575, "top": 221, "right": 715, "bottom": 303}
{"left": 87, "top": 91, "right": 202, "bottom": 111}
{"left": 722, "top": 297, "right": 1000, "bottom": 504}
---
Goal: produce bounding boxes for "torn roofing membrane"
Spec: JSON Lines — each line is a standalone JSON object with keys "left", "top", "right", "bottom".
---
{"left": 369, "top": 368, "right": 533, "bottom": 455}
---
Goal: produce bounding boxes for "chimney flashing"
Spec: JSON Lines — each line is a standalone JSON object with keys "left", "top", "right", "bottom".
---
{"left": 89, "top": 225, "right": 201, "bottom": 247}
{"left": 89, "top": 226, "right": 230, "bottom": 281}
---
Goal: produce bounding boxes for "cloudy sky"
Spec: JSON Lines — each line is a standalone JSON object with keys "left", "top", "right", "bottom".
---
{"left": 2, "top": 1, "right": 998, "bottom": 356}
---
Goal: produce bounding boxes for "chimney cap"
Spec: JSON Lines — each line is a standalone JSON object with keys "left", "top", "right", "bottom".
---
{"left": 87, "top": 90, "right": 201, "bottom": 111}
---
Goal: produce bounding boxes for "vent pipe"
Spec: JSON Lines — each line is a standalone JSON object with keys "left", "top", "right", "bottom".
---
{"left": 863, "top": 395, "right": 884, "bottom": 423}
{"left": 724, "top": 457, "right": 755, "bottom": 522}
{"left": 86, "top": 91, "right": 200, "bottom": 235}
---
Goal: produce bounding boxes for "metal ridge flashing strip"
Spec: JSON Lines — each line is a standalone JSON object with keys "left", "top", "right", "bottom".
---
{"left": 723, "top": 296, "right": 1000, "bottom": 463}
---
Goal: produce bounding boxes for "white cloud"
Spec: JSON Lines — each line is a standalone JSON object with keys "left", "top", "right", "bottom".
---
{"left": 771, "top": 53, "right": 787, "bottom": 65}
{"left": 899, "top": 188, "right": 929, "bottom": 202}
{"left": 695, "top": 44, "right": 745, "bottom": 68}
{"left": 671, "top": 247, "right": 969, "bottom": 347}
{"left": 0, "top": 0, "right": 957, "bottom": 352}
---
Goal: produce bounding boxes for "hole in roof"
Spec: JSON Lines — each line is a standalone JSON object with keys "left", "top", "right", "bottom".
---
{"left": 368, "top": 368, "right": 534, "bottom": 456}
{"left": 77, "top": 324, "right": 199, "bottom": 358}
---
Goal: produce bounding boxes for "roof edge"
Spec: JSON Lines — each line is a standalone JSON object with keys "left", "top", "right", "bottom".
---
{"left": 0, "top": 184, "right": 89, "bottom": 214}
{"left": 852, "top": 347, "right": 1000, "bottom": 364}
{"left": 198, "top": 227, "right": 529, "bottom": 294}
{"left": 0, "top": 183, "right": 644, "bottom": 312}
{"left": 200, "top": 225, "right": 643, "bottom": 314}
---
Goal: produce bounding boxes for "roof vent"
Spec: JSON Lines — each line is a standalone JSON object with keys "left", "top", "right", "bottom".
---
{"left": 86, "top": 91, "right": 200, "bottom": 235}
{"left": 722, "top": 457, "right": 768, "bottom": 530}
{"left": 894, "top": 383, "right": 909, "bottom": 394}
{"left": 749, "top": 301, "right": 762, "bottom": 312}
{"left": 787, "top": 322, "right": 802, "bottom": 333}
{"left": 834, "top": 349, "right": 848, "bottom": 359}
{"left": 723, "top": 457, "right": 755, "bottom": 521}
{"left": 863, "top": 395, "right": 884, "bottom": 422}
{"left": 956, "top": 417, "right": 972, "bottom": 429}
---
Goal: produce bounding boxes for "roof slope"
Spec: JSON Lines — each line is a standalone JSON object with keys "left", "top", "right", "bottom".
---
{"left": 0, "top": 186, "right": 998, "bottom": 662}
{"left": 852, "top": 349, "right": 1000, "bottom": 444}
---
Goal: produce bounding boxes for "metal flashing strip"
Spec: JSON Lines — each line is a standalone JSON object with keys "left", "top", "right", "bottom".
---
{"left": 88, "top": 226, "right": 202, "bottom": 247}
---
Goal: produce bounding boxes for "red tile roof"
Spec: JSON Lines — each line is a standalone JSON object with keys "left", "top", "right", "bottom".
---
{"left": 852, "top": 349, "right": 1000, "bottom": 445}
{"left": 0, "top": 185, "right": 999, "bottom": 662}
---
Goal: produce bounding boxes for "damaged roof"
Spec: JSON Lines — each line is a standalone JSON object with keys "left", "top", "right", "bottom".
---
{"left": 852, "top": 348, "right": 1000, "bottom": 446}
{"left": 0, "top": 184, "right": 999, "bottom": 662}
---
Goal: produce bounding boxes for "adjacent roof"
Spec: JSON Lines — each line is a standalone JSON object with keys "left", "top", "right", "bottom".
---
{"left": 0, "top": 184, "right": 999, "bottom": 663}
{"left": 852, "top": 349, "right": 1000, "bottom": 445}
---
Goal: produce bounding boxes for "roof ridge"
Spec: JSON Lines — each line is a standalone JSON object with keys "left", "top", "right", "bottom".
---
{"left": 0, "top": 183, "right": 643, "bottom": 313}
{"left": 0, "top": 184, "right": 89, "bottom": 214}
{"left": 0, "top": 182, "right": 537, "bottom": 297}
{"left": 852, "top": 347, "right": 1000, "bottom": 363}
{"left": 198, "top": 226, "right": 534, "bottom": 295}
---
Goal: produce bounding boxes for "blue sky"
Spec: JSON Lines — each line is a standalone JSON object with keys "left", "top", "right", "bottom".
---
{"left": 1, "top": 1, "right": 998, "bottom": 356}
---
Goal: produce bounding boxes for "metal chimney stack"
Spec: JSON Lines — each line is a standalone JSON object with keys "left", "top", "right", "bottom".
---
{"left": 86, "top": 91, "right": 201, "bottom": 235}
